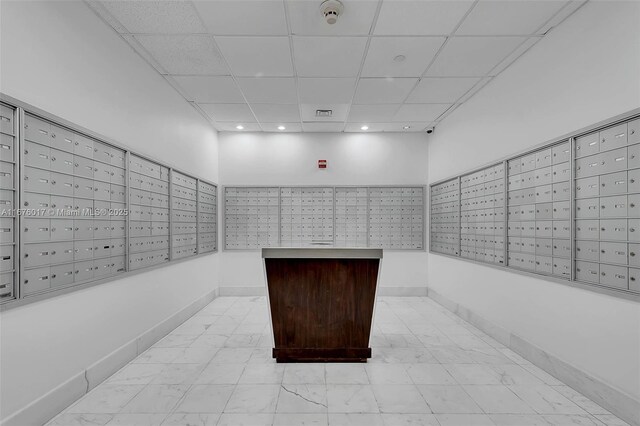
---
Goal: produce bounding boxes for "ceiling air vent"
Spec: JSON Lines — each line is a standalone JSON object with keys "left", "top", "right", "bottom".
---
{"left": 316, "top": 109, "right": 332, "bottom": 117}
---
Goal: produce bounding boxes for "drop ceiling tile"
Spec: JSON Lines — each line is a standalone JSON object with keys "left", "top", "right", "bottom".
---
{"left": 251, "top": 104, "right": 300, "bottom": 123}
{"left": 293, "top": 37, "right": 367, "bottom": 77}
{"left": 426, "top": 36, "right": 527, "bottom": 77}
{"left": 198, "top": 103, "right": 256, "bottom": 122}
{"left": 286, "top": 0, "right": 378, "bottom": 35}
{"left": 192, "top": 1, "right": 288, "bottom": 35}
{"left": 393, "top": 104, "right": 452, "bottom": 122}
{"left": 134, "top": 35, "right": 229, "bottom": 75}
{"left": 302, "top": 122, "right": 346, "bottom": 132}
{"left": 361, "top": 37, "right": 446, "bottom": 77}
{"left": 344, "top": 122, "right": 430, "bottom": 132}
{"left": 406, "top": 77, "right": 481, "bottom": 103}
{"left": 300, "top": 104, "right": 350, "bottom": 122}
{"left": 237, "top": 78, "right": 297, "bottom": 104}
{"left": 216, "top": 122, "right": 262, "bottom": 132}
{"left": 298, "top": 78, "right": 357, "bottom": 104}
{"left": 353, "top": 78, "right": 418, "bottom": 104}
{"left": 261, "top": 122, "right": 303, "bottom": 132}
{"left": 172, "top": 76, "right": 244, "bottom": 103}
{"left": 99, "top": 1, "right": 205, "bottom": 33}
{"left": 216, "top": 37, "right": 293, "bottom": 77}
{"left": 347, "top": 105, "right": 401, "bottom": 122}
{"left": 455, "top": 1, "right": 568, "bottom": 36}
{"left": 374, "top": 1, "right": 475, "bottom": 35}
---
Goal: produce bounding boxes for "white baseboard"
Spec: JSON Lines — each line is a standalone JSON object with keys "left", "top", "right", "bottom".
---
{"left": 218, "top": 286, "right": 428, "bottom": 297}
{"left": 427, "top": 287, "right": 640, "bottom": 426}
{"left": 219, "top": 286, "right": 265, "bottom": 296}
{"left": 377, "top": 287, "right": 428, "bottom": 296}
{"left": 1, "top": 288, "right": 218, "bottom": 426}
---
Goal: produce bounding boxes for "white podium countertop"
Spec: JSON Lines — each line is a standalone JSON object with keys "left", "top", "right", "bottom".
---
{"left": 262, "top": 248, "right": 383, "bottom": 259}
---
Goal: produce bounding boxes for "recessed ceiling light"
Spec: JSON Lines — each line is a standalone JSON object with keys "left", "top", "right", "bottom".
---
{"left": 277, "top": 125, "right": 286, "bottom": 130}
{"left": 403, "top": 125, "right": 411, "bottom": 130}
{"left": 236, "top": 125, "right": 244, "bottom": 130}
{"left": 394, "top": 55, "right": 406, "bottom": 62}
{"left": 361, "top": 125, "right": 369, "bottom": 131}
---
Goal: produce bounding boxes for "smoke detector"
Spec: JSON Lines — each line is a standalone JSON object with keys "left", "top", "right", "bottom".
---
{"left": 320, "top": 0, "right": 343, "bottom": 25}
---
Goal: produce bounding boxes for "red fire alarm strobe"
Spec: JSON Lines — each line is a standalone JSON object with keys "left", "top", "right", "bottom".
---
{"left": 318, "top": 160, "right": 327, "bottom": 169}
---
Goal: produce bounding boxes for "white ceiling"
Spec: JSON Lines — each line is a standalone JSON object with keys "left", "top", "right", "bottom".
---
{"left": 88, "top": 0, "right": 586, "bottom": 133}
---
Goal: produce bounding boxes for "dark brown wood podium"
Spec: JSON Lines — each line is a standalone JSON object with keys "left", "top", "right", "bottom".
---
{"left": 262, "top": 248, "right": 382, "bottom": 363}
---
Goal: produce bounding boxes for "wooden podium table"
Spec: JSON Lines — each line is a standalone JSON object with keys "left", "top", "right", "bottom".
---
{"left": 262, "top": 248, "right": 382, "bottom": 363}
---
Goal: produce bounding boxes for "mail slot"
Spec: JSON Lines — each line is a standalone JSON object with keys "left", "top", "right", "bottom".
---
{"left": 576, "top": 261, "right": 599, "bottom": 283}
{"left": 93, "top": 161, "right": 112, "bottom": 183}
{"left": 50, "top": 124, "right": 75, "bottom": 153}
{"left": 600, "top": 219, "right": 627, "bottom": 241}
{"left": 600, "top": 242, "right": 628, "bottom": 265}
{"left": 576, "top": 132, "right": 600, "bottom": 158}
{"left": 576, "top": 198, "right": 599, "bottom": 218}
{"left": 552, "top": 162, "right": 571, "bottom": 183}
{"left": 600, "top": 123, "right": 628, "bottom": 151}
{"left": 553, "top": 257, "right": 571, "bottom": 278}
{"left": 49, "top": 219, "right": 74, "bottom": 241}
{"left": 552, "top": 181, "right": 570, "bottom": 201}
{"left": 600, "top": 195, "right": 627, "bottom": 218}
{"left": 576, "top": 240, "right": 599, "bottom": 261}
{"left": 74, "top": 155, "right": 94, "bottom": 178}
{"left": 575, "top": 176, "right": 599, "bottom": 199}
{"left": 0, "top": 245, "right": 14, "bottom": 272}
{"left": 111, "top": 147, "right": 125, "bottom": 168}
{"left": 576, "top": 219, "right": 599, "bottom": 240}
{"left": 552, "top": 220, "right": 570, "bottom": 239}
{"left": 94, "top": 141, "right": 112, "bottom": 165}
{"left": 23, "top": 218, "right": 50, "bottom": 242}
{"left": 535, "top": 238, "right": 553, "bottom": 256}
{"left": 51, "top": 263, "right": 75, "bottom": 287}
{"left": 50, "top": 148, "right": 74, "bottom": 175}
{"left": 74, "top": 176, "right": 94, "bottom": 198}
{"left": 24, "top": 242, "right": 55, "bottom": 268}
{"left": 94, "top": 180, "right": 111, "bottom": 201}
{"left": 74, "top": 134, "right": 94, "bottom": 159}
{"left": 0, "top": 133, "right": 15, "bottom": 163}
{"left": 25, "top": 115, "right": 53, "bottom": 145}
{"left": 24, "top": 140, "right": 51, "bottom": 169}
{"left": 535, "top": 203, "right": 553, "bottom": 220}
{"left": 74, "top": 260, "right": 94, "bottom": 282}
{"left": 23, "top": 167, "right": 50, "bottom": 193}
{"left": 599, "top": 264, "right": 628, "bottom": 289}
{"left": 600, "top": 147, "right": 628, "bottom": 174}
{"left": 22, "top": 266, "right": 51, "bottom": 295}
{"left": 51, "top": 172, "right": 74, "bottom": 197}
{"left": 600, "top": 171, "right": 628, "bottom": 196}
{"left": 552, "top": 141, "right": 570, "bottom": 164}
{"left": 552, "top": 239, "right": 571, "bottom": 258}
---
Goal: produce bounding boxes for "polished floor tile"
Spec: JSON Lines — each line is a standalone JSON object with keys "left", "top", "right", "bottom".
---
{"left": 47, "top": 297, "right": 628, "bottom": 426}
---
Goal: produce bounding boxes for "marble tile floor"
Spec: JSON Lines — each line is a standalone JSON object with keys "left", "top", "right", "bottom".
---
{"left": 46, "top": 297, "right": 629, "bottom": 426}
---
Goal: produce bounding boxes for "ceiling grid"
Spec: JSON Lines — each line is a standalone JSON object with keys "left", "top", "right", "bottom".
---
{"left": 85, "top": 0, "right": 588, "bottom": 133}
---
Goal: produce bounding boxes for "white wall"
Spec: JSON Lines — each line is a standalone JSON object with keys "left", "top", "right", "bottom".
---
{"left": 428, "top": 0, "right": 640, "bottom": 403}
{"left": 219, "top": 132, "right": 428, "bottom": 292}
{"left": 0, "top": 1, "right": 219, "bottom": 420}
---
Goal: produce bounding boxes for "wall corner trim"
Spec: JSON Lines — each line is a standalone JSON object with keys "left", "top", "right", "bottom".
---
{"left": 427, "top": 287, "right": 640, "bottom": 426}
